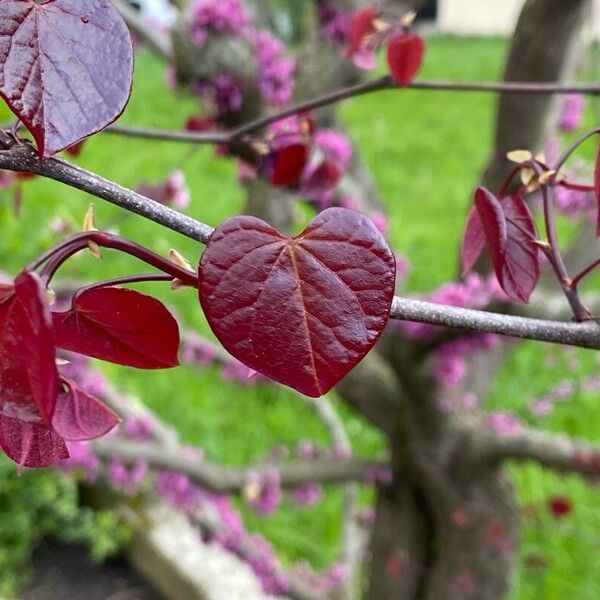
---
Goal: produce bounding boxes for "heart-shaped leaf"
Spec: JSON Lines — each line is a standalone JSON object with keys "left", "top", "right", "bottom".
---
{"left": 0, "top": 272, "right": 58, "bottom": 427}
{"left": 52, "top": 378, "right": 119, "bottom": 441}
{"left": 474, "top": 187, "right": 539, "bottom": 302}
{"left": 0, "top": 0, "right": 133, "bottom": 156}
{"left": 0, "top": 415, "right": 68, "bottom": 468}
{"left": 53, "top": 287, "right": 180, "bottom": 369}
{"left": 198, "top": 207, "right": 396, "bottom": 397}
{"left": 386, "top": 34, "right": 425, "bottom": 86}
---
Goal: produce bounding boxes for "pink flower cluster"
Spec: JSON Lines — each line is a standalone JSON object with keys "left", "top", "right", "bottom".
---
{"left": 558, "top": 94, "right": 586, "bottom": 132}
{"left": 554, "top": 185, "right": 595, "bottom": 222}
{"left": 244, "top": 468, "right": 282, "bottom": 516}
{"left": 137, "top": 170, "right": 191, "bottom": 210}
{"left": 252, "top": 31, "right": 296, "bottom": 107}
{"left": 318, "top": 3, "right": 352, "bottom": 46}
{"left": 189, "top": 0, "right": 250, "bottom": 46}
{"left": 195, "top": 74, "right": 244, "bottom": 117}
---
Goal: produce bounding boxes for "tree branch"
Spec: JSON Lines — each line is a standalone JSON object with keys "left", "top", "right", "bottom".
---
{"left": 482, "top": 427, "right": 600, "bottom": 479}
{"left": 3, "top": 142, "right": 600, "bottom": 351}
{"left": 92, "top": 438, "right": 383, "bottom": 493}
{"left": 99, "top": 78, "right": 600, "bottom": 147}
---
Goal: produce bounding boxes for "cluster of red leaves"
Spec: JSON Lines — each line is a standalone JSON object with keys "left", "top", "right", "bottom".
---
{"left": 0, "top": 273, "right": 180, "bottom": 468}
{"left": 344, "top": 7, "right": 425, "bottom": 86}
{"left": 547, "top": 496, "right": 573, "bottom": 519}
{"left": 462, "top": 187, "right": 539, "bottom": 303}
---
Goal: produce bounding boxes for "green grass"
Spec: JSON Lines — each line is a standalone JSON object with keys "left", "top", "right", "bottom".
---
{"left": 2, "top": 35, "right": 600, "bottom": 596}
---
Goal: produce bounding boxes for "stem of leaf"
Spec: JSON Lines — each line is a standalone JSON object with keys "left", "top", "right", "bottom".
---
{"left": 28, "top": 232, "right": 199, "bottom": 288}
{"left": 554, "top": 127, "right": 600, "bottom": 173}
{"left": 70, "top": 274, "right": 178, "bottom": 302}
{"left": 530, "top": 162, "right": 591, "bottom": 321}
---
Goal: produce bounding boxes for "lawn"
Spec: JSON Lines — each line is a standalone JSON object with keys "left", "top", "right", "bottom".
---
{"left": 1, "top": 35, "right": 600, "bottom": 599}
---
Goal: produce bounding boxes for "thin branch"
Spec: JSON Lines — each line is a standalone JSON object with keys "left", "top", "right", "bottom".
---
{"left": 92, "top": 438, "right": 383, "bottom": 493}
{"left": 98, "top": 79, "right": 600, "bottom": 147}
{"left": 3, "top": 142, "right": 600, "bottom": 351}
{"left": 483, "top": 427, "right": 600, "bottom": 480}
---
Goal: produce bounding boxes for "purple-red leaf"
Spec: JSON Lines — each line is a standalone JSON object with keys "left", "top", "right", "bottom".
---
{"left": 474, "top": 187, "right": 539, "bottom": 303}
{"left": 53, "top": 287, "right": 180, "bottom": 369}
{"left": 198, "top": 207, "right": 396, "bottom": 397}
{"left": 0, "top": 0, "right": 133, "bottom": 156}
{"left": 52, "top": 378, "right": 119, "bottom": 441}
{"left": 386, "top": 34, "right": 425, "bottom": 87}
{"left": 267, "top": 143, "right": 309, "bottom": 187}
{"left": 461, "top": 206, "right": 486, "bottom": 276}
{"left": 594, "top": 143, "right": 600, "bottom": 236}
{"left": 0, "top": 272, "right": 58, "bottom": 427}
{"left": 0, "top": 415, "right": 68, "bottom": 468}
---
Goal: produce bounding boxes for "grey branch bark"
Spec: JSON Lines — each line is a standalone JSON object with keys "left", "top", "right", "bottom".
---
{"left": 481, "top": 428, "right": 600, "bottom": 479}
{"left": 92, "top": 438, "right": 385, "bottom": 493}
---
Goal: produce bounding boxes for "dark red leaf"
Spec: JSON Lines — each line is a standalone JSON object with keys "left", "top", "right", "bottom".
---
{"left": 185, "top": 116, "right": 214, "bottom": 132}
{"left": 53, "top": 287, "right": 180, "bottom": 369}
{"left": 300, "top": 160, "right": 342, "bottom": 198}
{"left": 52, "top": 378, "right": 119, "bottom": 441}
{"left": 65, "top": 140, "right": 86, "bottom": 157}
{"left": 386, "top": 34, "right": 425, "bottom": 86}
{"left": 594, "top": 143, "right": 600, "bottom": 236}
{"left": 461, "top": 206, "right": 486, "bottom": 276}
{"left": 267, "top": 143, "right": 309, "bottom": 187}
{"left": 474, "top": 187, "right": 539, "bottom": 303}
{"left": 344, "top": 8, "right": 378, "bottom": 57}
{"left": 0, "top": 415, "right": 68, "bottom": 468}
{"left": 0, "top": 272, "right": 58, "bottom": 428}
{"left": 198, "top": 207, "right": 396, "bottom": 397}
{"left": 0, "top": 0, "right": 133, "bottom": 156}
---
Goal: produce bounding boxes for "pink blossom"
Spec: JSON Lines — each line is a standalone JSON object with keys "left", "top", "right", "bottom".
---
{"left": 107, "top": 458, "right": 148, "bottom": 494}
{"left": 59, "top": 441, "right": 100, "bottom": 483}
{"left": 558, "top": 94, "right": 586, "bottom": 132}
{"left": 529, "top": 398, "right": 554, "bottom": 417}
{"left": 488, "top": 411, "right": 523, "bottom": 437}
{"left": 189, "top": 0, "right": 250, "bottom": 45}
{"left": 291, "top": 483, "right": 322, "bottom": 507}
{"left": 244, "top": 469, "right": 282, "bottom": 515}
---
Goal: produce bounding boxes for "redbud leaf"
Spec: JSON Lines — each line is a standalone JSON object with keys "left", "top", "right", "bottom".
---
{"left": 52, "top": 378, "right": 119, "bottom": 441}
{"left": 53, "top": 287, "right": 180, "bottom": 369}
{"left": 300, "top": 160, "right": 341, "bottom": 198}
{"left": 0, "top": 0, "right": 133, "bottom": 157}
{"left": 474, "top": 187, "right": 539, "bottom": 302}
{"left": 386, "top": 34, "right": 425, "bottom": 87}
{"left": 594, "top": 142, "right": 600, "bottom": 236}
{"left": 198, "top": 207, "right": 396, "bottom": 397}
{"left": 461, "top": 206, "right": 486, "bottom": 276}
{"left": 0, "top": 415, "right": 67, "bottom": 468}
{"left": 345, "top": 8, "right": 377, "bottom": 57}
{"left": 0, "top": 272, "right": 58, "bottom": 428}
{"left": 269, "top": 144, "right": 309, "bottom": 187}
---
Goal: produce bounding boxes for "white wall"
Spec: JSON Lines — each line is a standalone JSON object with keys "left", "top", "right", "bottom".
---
{"left": 437, "top": 0, "right": 600, "bottom": 39}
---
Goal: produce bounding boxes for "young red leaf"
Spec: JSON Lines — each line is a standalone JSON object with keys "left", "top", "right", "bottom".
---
{"left": 0, "top": 0, "right": 133, "bottom": 156}
{"left": 344, "top": 8, "right": 378, "bottom": 57}
{"left": 0, "top": 415, "right": 68, "bottom": 468}
{"left": 386, "top": 34, "right": 425, "bottom": 86}
{"left": 594, "top": 142, "right": 600, "bottom": 236}
{"left": 198, "top": 207, "right": 396, "bottom": 397}
{"left": 52, "top": 379, "right": 119, "bottom": 441}
{"left": 53, "top": 287, "right": 180, "bottom": 369}
{"left": 474, "top": 188, "right": 539, "bottom": 303}
{"left": 0, "top": 272, "right": 58, "bottom": 427}
{"left": 300, "top": 160, "right": 342, "bottom": 198}
{"left": 266, "top": 143, "right": 309, "bottom": 187}
{"left": 461, "top": 206, "right": 486, "bottom": 276}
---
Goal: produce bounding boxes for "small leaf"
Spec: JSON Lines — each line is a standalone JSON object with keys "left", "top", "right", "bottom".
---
{"left": 53, "top": 287, "right": 180, "bottom": 369}
{"left": 386, "top": 34, "right": 425, "bottom": 86}
{"left": 474, "top": 188, "right": 539, "bottom": 303}
{"left": 300, "top": 160, "right": 342, "bottom": 198}
{"left": 0, "top": 415, "right": 68, "bottom": 468}
{"left": 82, "top": 203, "right": 101, "bottom": 258}
{"left": 460, "top": 206, "right": 486, "bottom": 276}
{"left": 266, "top": 143, "right": 309, "bottom": 187}
{"left": 198, "top": 207, "right": 396, "bottom": 397}
{"left": 0, "top": 0, "right": 133, "bottom": 156}
{"left": 52, "top": 379, "right": 119, "bottom": 441}
{"left": 507, "top": 150, "right": 533, "bottom": 164}
{"left": 345, "top": 8, "right": 378, "bottom": 57}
